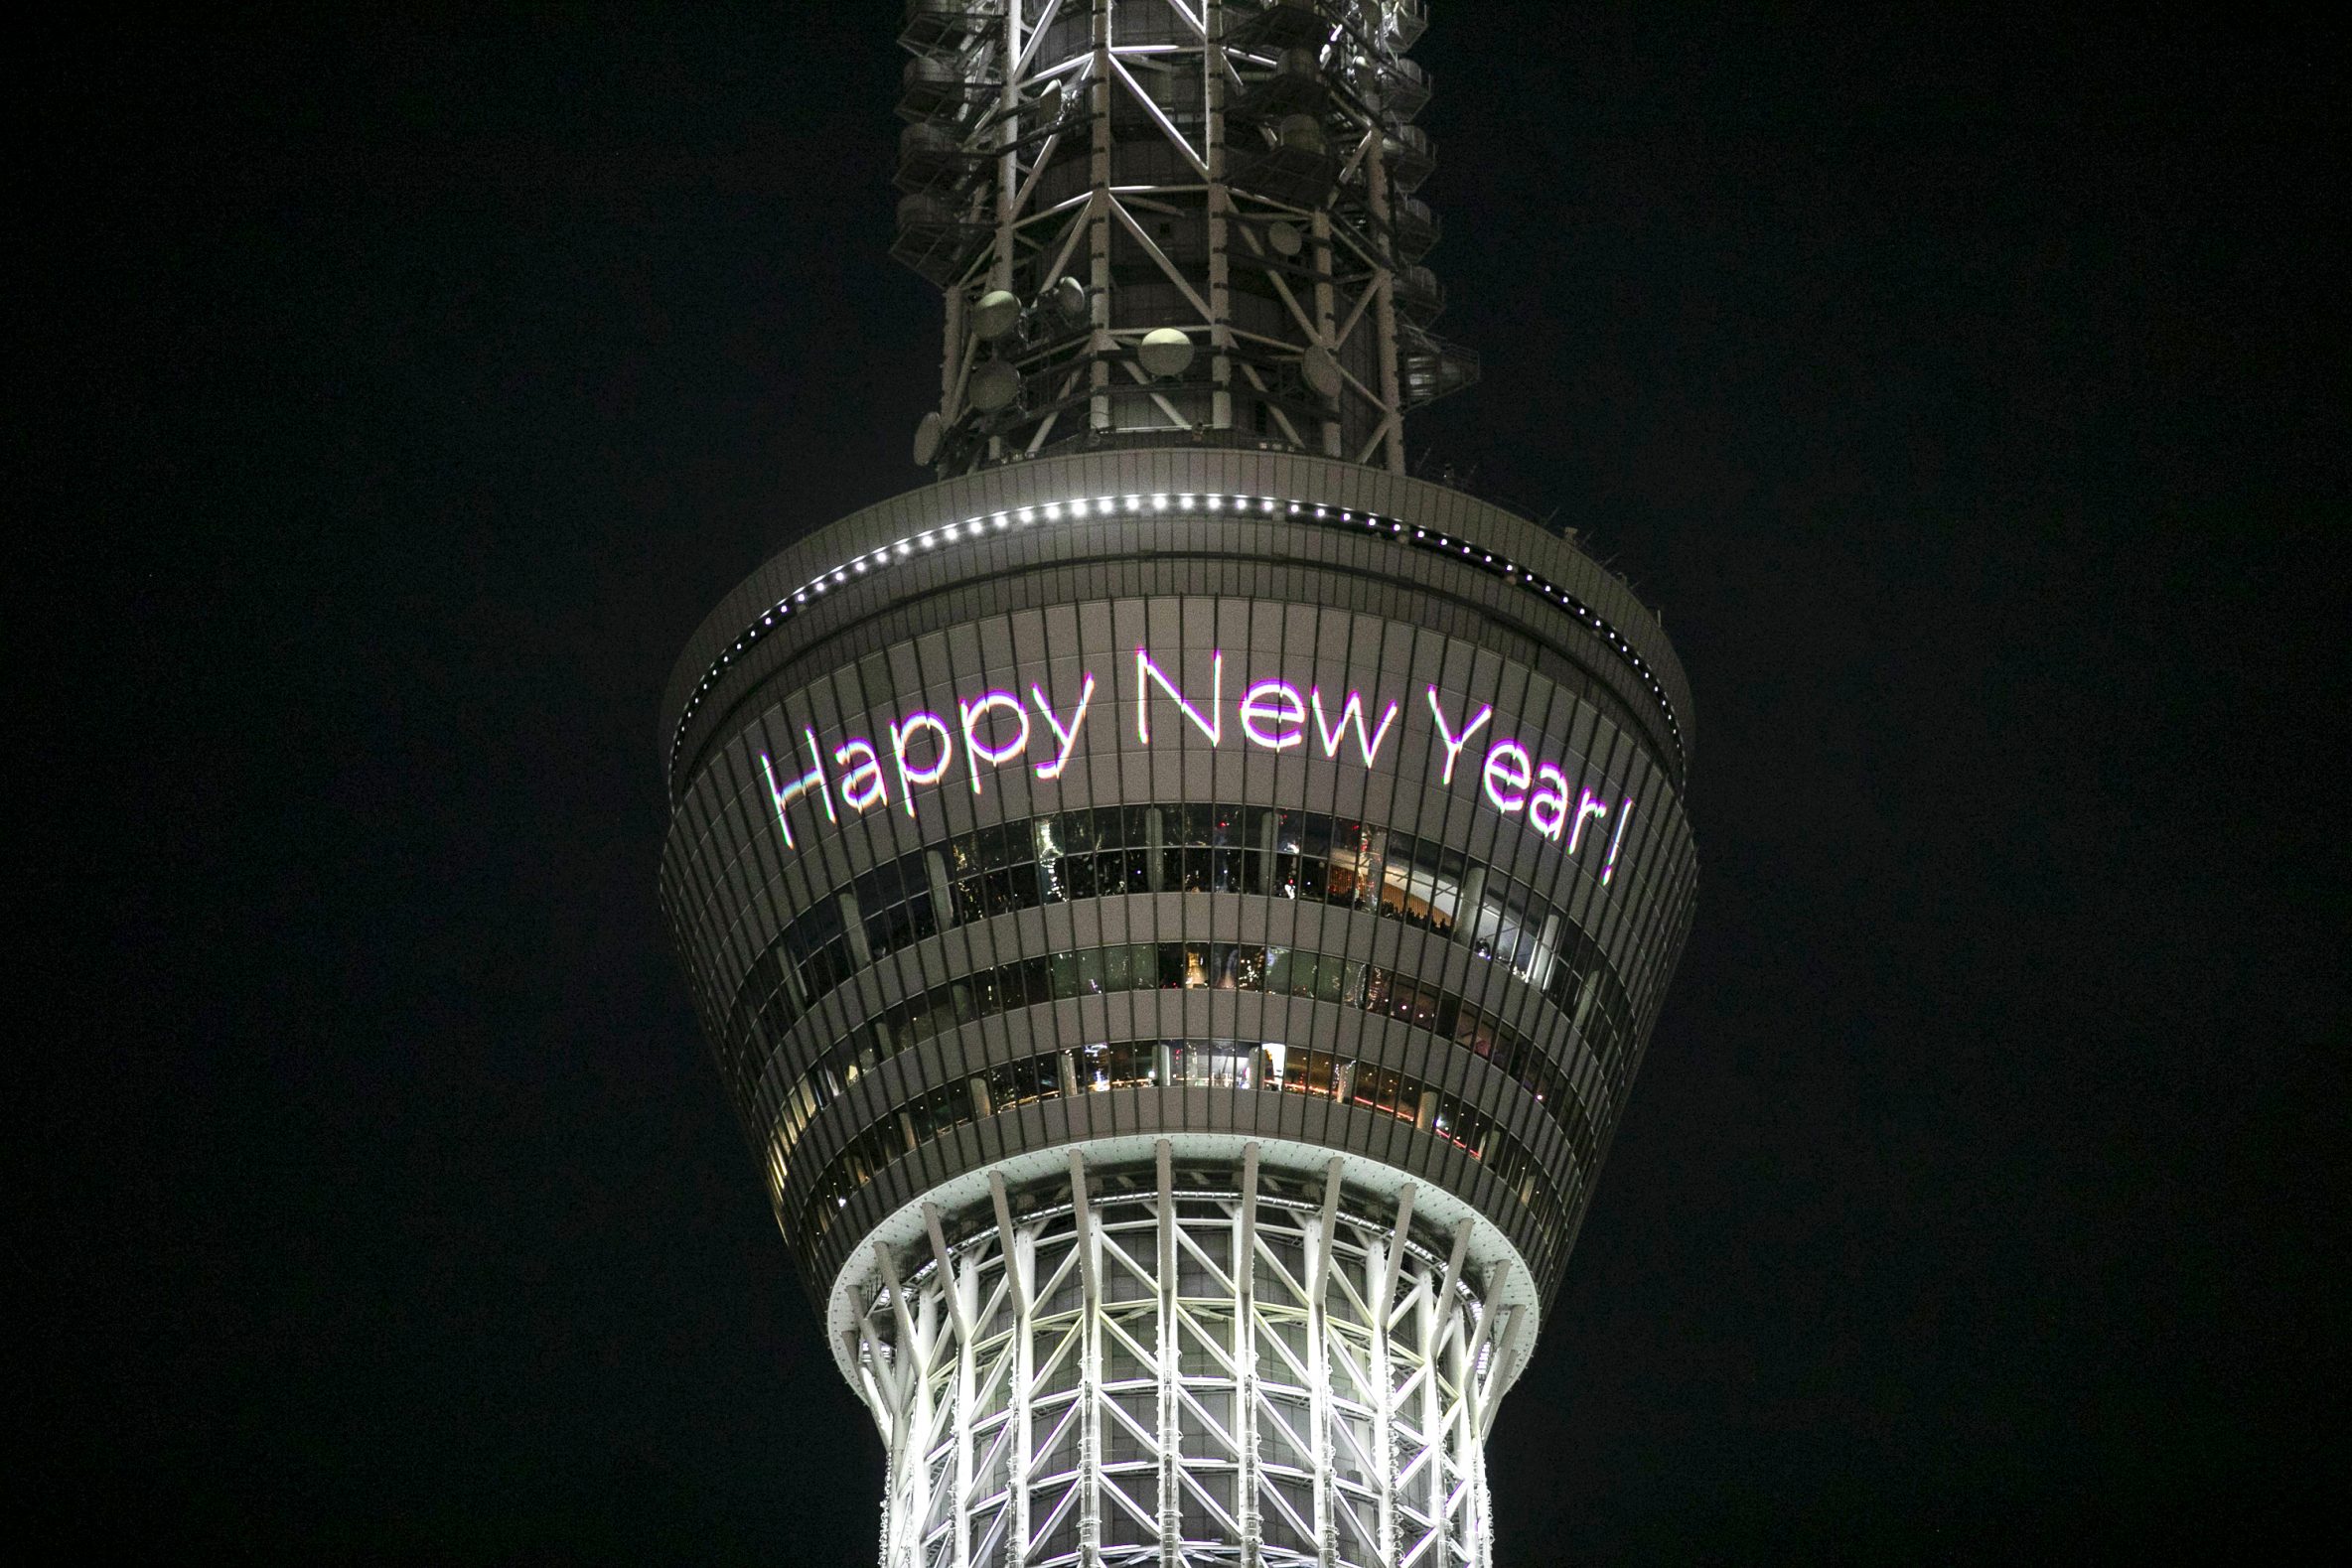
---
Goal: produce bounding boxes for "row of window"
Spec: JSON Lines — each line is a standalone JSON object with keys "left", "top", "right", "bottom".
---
{"left": 789, "top": 1039, "right": 1571, "bottom": 1283}
{"left": 722, "top": 844, "right": 944, "bottom": 1054}
{"left": 764, "top": 938, "right": 1607, "bottom": 1198}
{"left": 723, "top": 801, "right": 1638, "bottom": 1103}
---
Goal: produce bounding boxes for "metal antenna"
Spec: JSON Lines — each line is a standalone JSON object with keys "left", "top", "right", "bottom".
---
{"left": 892, "top": 0, "right": 1477, "bottom": 475}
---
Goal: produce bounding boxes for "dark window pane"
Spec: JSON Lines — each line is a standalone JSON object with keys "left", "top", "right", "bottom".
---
{"left": 947, "top": 833, "right": 979, "bottom": 877}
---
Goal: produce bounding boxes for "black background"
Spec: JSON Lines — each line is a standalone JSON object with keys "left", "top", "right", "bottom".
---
{"left": 24, "top": 3, "right": 2344, "bottom": 1560}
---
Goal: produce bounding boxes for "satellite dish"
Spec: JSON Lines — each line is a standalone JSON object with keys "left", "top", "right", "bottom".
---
{"left": 1267, "top": 219, "right": 1304, "bottom": 257}
{"left": 1049, "top": 275, "right": 1089, "bottom": 326}
{"left": 972, "top": 288, "right": 1022, "bottom": 340}
{"left": 1301, "top": 344, "right": 1343, "bottom": 399}
{"left": 1137, "top": 327, "right": 1195, "bottom": 378}
{"left": 1032, "top": 80, "right": 1066, "bottom": 124}
{"left": 969, "top": 358, "right": 1020, "bottom": 411}
{"left": 913, "top": 410, "right": 944, "bottom": 466}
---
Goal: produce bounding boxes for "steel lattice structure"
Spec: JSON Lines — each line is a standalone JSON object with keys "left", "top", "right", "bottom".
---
{"left": 658, "top": 5, "right": 1700, "bottom": 1564}
{"left": 892, "top": 0, "right": 1473, "bottom": 476}
{"left": 861, "top": 1143, "right": 1516, "bottom": 1567}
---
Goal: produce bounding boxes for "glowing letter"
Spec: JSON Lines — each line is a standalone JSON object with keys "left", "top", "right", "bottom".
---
{"left": 1030, "top": 673, "right": 1096, "bottom": 780}
{"left": 759, "top": 727, "right": 836, "bottom": 849}
{"left": 890, "top": 712, "right": 955, "bottom": 817}
{"left": 1529, "top": 764, "right": 1570, "bottom": 840}
{"left": 1239, "top": 680, "right": 1307, "bottom": 750}
{"left": 1310, "top": 687, "right": 1400, "bottom": 766}
{"left": 958, "top": 691, "right": 1029, "bottom": 793}
{"left": 834, "top": 739, "right": 888, "bottom": 813}
{"left": 1135, "top": 646, "right": 1223, "bottom": 746}
{"left": 1601, "top": 796, "right": 1635, "bottom": 885}
{"left": 1567, "top": 788, "right": 1611, "bottom": 854}
{"left": 1482, "top": 741, "right": 1533, "bottom": 813}
{"left": 1424, "top": 687, "right": 1493, "bottom": 785}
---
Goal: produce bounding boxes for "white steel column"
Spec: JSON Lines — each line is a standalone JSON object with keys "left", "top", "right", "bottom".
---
{"left": 1371, "top": 1183, "right": 1413, "bottom": 1565}
{"left": 1237, "top": 1142, "right": 1263, "bottom": 1567}
{"left": 1155, "top": 1140, "right": 1180, "bottom": 1565}
{"left": 1204, "top": 2, "right": 1233, "bottom": 434}
{"left": 992, "top": 1172, "right": 1032, "bottom": 1568}
{"left": 1363, "top": 141, "right": 1406, "bottom": 475}
{"left": 1070, "top": 1152, "right": 1103, "bottom": 1566}
{"left": 925, "top": 1203, "right": 974, "bottom": 1568}
{"left": 1309, "top": 1158, "right": 1342, "bottom": 1568}
{"left": 1311, "top": 209, "right": 1341, "bottom": 458}
{"left": 1088, "top": 0, "right": 1113, "bottom": 434}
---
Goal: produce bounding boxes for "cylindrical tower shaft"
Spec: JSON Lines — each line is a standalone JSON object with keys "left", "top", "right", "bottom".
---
{"left": 859, "top": 1146, "right": 1516, "bottom": 1566}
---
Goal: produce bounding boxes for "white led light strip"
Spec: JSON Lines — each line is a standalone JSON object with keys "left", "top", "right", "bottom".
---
{"left": 669, "top": 493, "right": 1684, "bottom": 786}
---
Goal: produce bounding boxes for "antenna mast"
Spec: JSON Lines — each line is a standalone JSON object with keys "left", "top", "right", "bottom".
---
{"left": 893, "top": 0, "right": 1477, "bottom": 475}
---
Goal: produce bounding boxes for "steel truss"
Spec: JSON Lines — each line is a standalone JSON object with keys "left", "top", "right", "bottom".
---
{"left": 893, "top": 0, "right": 1476, "bottom": 477}
{"left": 850, "top": 1142, "right": 1521, "bottom": 1567}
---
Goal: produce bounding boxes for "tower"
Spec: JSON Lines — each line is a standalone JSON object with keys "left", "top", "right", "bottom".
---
{"left": 657, "top": 5, "right": 1697, "bottom": 1563}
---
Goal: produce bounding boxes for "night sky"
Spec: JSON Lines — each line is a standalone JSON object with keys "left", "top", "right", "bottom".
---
{"left": 26, "top": 5, "right": 2343, "bottom": 1560}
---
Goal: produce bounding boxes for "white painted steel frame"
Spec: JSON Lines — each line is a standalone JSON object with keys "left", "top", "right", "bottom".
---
{"left": 852, "top": 1140, "right": 1517, "bottom": 1567}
